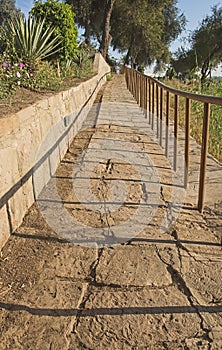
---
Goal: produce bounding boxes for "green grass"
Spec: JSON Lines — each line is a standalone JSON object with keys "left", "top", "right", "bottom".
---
{"left": 165, "top": 78, "right": 222, "bottom": 162}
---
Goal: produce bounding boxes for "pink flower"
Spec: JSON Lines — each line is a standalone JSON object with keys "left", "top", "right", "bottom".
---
{"left": 19, "top": 62, "right": 25, "bottom": 68}
{"left": 2, "top": 61, "right": 8, "bottom": 68}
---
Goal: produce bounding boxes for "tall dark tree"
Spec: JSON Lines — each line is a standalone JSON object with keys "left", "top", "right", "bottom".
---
{"left": 192, "top": 5, "right": 222, "bottom": 82}
{"left": 0, "top": 0, "right": 22, "bottom": 26}
{"left": 66, "top": 0, "right": 94, "bottom": 45}
{"left": 66, "top": 0, "right": 185, "bottom": 66}
{"left": 111, "top": 0, "right": 185, "bottom": 69}
{"left": 171, "top": 5, "right": 222, "bottom": 82}
{"left": 99, "top": 0, "right": 116, "bottom": 58}
{"left": 66, "top": 0, "right": 105, "bottom": 46}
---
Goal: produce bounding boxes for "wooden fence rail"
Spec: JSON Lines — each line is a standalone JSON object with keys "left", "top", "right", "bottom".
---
{"left": 124, "top": 66, "right": 222, "bottom": 212}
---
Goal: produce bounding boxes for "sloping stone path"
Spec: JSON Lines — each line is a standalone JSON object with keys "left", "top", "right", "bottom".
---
{"left": 0, "top": 75, "right": 221, "bottom": 350}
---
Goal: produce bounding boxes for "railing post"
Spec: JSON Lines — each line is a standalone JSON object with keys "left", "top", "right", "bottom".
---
{"left": 148, "top": 79, "right": 151, "bottom": 124}
{"left": 128, "top": 69, "right": 131, "bottom": 92}
{"left": 152, "top": 82, "right": 155, "bottom": 130}
{"left": 174, "top": 94, "right": 178, "bottom": 171}
{"left": 133, "top": 70, "right": 136, "bottom": 97}
{"left": 143, "top": 75, "right": 146, "bottom": 111}
{"left": 198, "top": 103, "right": 210, "bottom": 212}
{"left": 136, "top": 72, "right": 139, "bottom": 103}
{"left": 184, "top": 98, "right": 190, "bottom": 188}
{"left": 156, "top": 84, "right": 159, "bottom": 138}
{"left": 141, "top": 75, "right": 143, "bottom": 108}
{"left": 145, "top": 77, "right": 148, "bottom": 118}
{"left": 160, "top": 87, "right": 163, "bottom": 147}
{"left": 165, "top": 91, "right": 170, "bottom": 157}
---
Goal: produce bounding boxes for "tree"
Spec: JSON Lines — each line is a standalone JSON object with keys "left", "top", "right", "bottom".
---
{"left": 31, "top": 0, "right": 78, "bottom": 60}
{"left": 192, "top": 5, "right": 222, "bottom": 82}
{"left": 0, "top": 0, "right": 22, "bottom": 26}
{"left": 99, "top": 0, "right": 116, "bottom": 59}
{"left": 171, "top": 5, "right": 222, "bottom": 82}
{"left": 111, "top": 0, "right": 185, "bottom": 69}
{"left": 66, "top": 0, "right": 93, "bottom": 45}
{"left": 66, "top": 0, "right": 185, "bottom": 66}
{"left": 66, "top": 0, "right": 105, "bottom": 46}
{"left": 67, "top": 0, "right": 115, "bottom": 59}
{"left": 171, "top": 47, "right": 196, "bottom": 78}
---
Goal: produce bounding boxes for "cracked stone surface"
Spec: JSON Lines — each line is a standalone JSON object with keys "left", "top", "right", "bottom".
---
{"left": 0, "top": 75, "right": 221, "bottom": 349}
{"left": 95, "top": 246, "right": 172, "bottom": 287}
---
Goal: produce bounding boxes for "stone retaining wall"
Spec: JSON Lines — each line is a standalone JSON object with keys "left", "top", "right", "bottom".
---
{"left": 0, "top": 53, "right": 110, "bottom": 248}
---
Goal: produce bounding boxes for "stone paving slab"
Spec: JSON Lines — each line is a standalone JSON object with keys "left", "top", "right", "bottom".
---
{"left": 0, "top": 74, "right": 221, "bottom": 349}
{"left": 69, "top": 286, "right": 206, "bottom": 350}
{"left": 95, "top": 246, "right": 172, "bottom": 287}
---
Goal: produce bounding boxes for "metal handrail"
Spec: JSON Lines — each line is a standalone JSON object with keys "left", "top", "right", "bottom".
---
{"left": 124, "top": 66, "right": 222, "bottom": 213}
{"left": 144, "top": 74, "right": 222, "bottom": 105}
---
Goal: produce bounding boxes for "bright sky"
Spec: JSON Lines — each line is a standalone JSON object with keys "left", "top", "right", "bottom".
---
{"left": 16, "top": 0, "right": 221, "bottom": 74}
{"left": 16, "top": 0, "right": 33, "bottom": 15}
{"left": 171, "top": 0, "right": 220, "bottom": 52}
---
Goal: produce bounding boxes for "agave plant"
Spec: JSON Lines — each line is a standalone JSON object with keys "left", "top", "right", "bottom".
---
{"left": 4, "top": 14, "right": 63, "bottom": 65}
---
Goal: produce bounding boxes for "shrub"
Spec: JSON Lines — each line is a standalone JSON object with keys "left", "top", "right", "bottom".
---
{"left": 1, "top": 14, "right": 62, "bottom": 67}
{"left": 0, "top": 58, "right": 31, "bottom": 97}
{"left": 31, "top": 0, "right": 78, "bottom": 61}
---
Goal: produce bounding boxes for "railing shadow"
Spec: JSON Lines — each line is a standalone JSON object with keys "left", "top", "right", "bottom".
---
{"left": 0, "top": 302, "right": 221, "bottom": 317}
{"left": 12, "top": 231, "right": 221, "bottom": 247}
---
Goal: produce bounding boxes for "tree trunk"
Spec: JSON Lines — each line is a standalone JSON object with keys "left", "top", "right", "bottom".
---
{"left": 124, "top": 34, "right": 134, "bottom": 65}
{"left": 124, "top": 49, "right": 130, "bottom": 65}
{"left": 201, "top": 44, "right": 221, "bottom": 84}
{"left": 99, "top": 0, "right": 116, "bottom": 59}
{"left": 84, "top": 17, "right": 91, "bottom": 45}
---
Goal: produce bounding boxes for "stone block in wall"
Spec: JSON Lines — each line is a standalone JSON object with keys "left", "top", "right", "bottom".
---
{"left": 49, "top": 145, "right": 61, "bottom": 177}
{"left": 0, "top": 114, "right": 19, "bottom": 138}
{"left": 0, "top": 205, "right": 10, "bottom": 248}
{"left": 8, "top": 177, "right": 34, "bottom": 231}
{"left": 48, "top": 94, "right": 66, "bottom": 124}
{"left": 33, "top": 157, "right": 51, "bottom": 199}
{"left": 0, "top": 142, "right": 20, "bottom": 198}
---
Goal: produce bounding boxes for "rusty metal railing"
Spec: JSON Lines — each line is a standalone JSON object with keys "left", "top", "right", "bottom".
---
{"left": 124, "top": 66, "right": 222, "bottom": 213}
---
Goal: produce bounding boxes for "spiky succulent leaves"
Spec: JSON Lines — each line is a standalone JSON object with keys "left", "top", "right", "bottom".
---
{"left": 7, "top": 14, "right": 63, "bottom": 64}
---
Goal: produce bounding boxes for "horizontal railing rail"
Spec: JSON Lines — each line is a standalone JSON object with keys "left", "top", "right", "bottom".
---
{"left": 124, "top": 66, "right": 222, "bottom": 212}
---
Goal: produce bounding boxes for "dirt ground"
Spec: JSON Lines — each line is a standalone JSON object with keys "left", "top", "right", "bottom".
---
{"left": 0, "top": 77, "right": 91, "bottom": 119}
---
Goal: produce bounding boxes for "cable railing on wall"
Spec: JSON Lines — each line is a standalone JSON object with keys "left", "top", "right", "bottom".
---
{"left": 124, "top": 66, "right": 222, "bottom": 213}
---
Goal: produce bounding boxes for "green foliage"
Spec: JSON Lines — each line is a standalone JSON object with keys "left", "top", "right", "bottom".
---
{"left": 32, "top": 61, "right": 62, "bottom": 90}
{"left": 171, "top": 5, "right": 222, "bottom": 82}
{"left": 72, "top": 46, "right": 91, "bottom": 69}
{"left": 66, "top": 0, "right": 104, "bottom": 45}
{"left": 0, "top": 0, "right": 22, "bottom": 26}
{"left": 167, "top": 78, "right": 222, "bottom": 162}
{"left": 0, "top": 2, "right": 92, "bottom": 100}
{"left": 59, "top": 43, "right": 94, "bottom": 78}
{"left": 31, "top": 0, "right": 78, "bottom": 60}
{"left": 0, "top": 51, "right": 94, "bottom": 99}
{"left": 110, "top": 0, "right": 185, "bottom": 68}
{"left": 0, "top": 57, "right": 31, "bottom": 97}
{"left": 106, "top": 74, "right": 112, "bottom": 81}
{"left": 67, "top": 0, "right": 185, "bottom": 66}
{"left": 1, "top": 14, "right": 62, "bottom": 67}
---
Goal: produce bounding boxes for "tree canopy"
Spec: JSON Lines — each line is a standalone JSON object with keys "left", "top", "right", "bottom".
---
{"left": 0, "top": 0, "right": 22, "bottom": 26}
{"left": 171, "top": 5, "right": 222, "bottom": 81}
{"left": 31, "top": 0, "right": 78, "bottom": 60}
{"left": 66, "top": 0, "right": 185, "bottom": 67}
{"left": 111, "top": 0, "right": 185, "bottom": 69}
